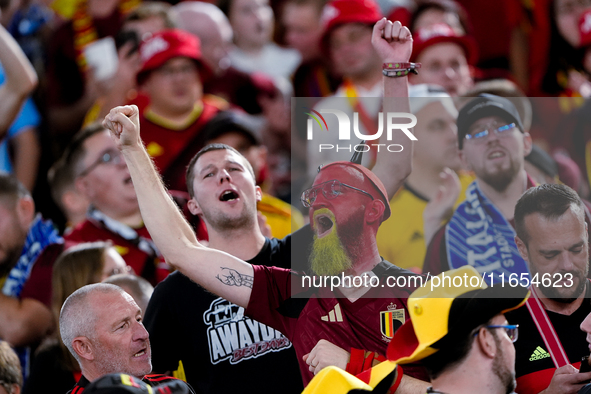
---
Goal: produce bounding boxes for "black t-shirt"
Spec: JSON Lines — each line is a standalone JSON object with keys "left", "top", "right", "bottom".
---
{"left": 506, "top": 283, "right": 591, "bottom": 394}
{"left": 144, "top": 237, "right": 304, "bottom": 394}
{"left": 22, "top": 341, "right": 76, "bottom": 394}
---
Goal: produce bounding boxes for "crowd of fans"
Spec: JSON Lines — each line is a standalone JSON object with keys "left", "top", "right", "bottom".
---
{"left": 4, "top": 0, "right": 591, "bottom": 392}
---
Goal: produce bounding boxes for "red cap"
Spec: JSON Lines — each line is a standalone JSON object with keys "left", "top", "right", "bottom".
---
{"left": 319, "top": 161, "right": 391, "bottom": 222}
{"left": 411, "top": 23, "right": 478, "bottom": 65}
{"left": 137, "top": 29, "right": 210, "bottom": 83}
{"left": 320, "top": 0, "right": 383, "bottom": 48}
{"left": 579, "top": 10, "right": 591, "bottom": 47}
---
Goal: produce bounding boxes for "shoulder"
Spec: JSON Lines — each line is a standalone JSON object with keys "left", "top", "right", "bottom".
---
{"left": 63, "top": 220, "right": 100, "bottom": 241}
{"left": 143, "top": 374, "right": 196, "bottom": 393}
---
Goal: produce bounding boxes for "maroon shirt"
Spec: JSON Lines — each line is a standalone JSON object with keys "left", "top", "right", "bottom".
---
{"left": 245, "top": 262, "right": 423, "bottom": 385}
{"left": 65, "top": 220, "right": 169, "bottom": 285}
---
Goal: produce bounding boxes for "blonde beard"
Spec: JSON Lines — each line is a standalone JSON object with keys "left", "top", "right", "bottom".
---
{"left": 309, "top": 209, "right": 352, "bottom": 276}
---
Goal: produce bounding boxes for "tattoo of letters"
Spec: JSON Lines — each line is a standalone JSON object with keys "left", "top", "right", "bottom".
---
{"left": 216, "top": 267, "right": 253, "bottom": 288}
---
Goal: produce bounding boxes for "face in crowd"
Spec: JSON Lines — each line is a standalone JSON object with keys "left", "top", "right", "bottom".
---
{"left": 461, "top": 116, "right": 531, "bottom": 193}
{"left": 516, "top": 203, "right": 589, "bottom": 302}
{"left": 303, "top": 164, "right": 383, "bottom": 276}
{"left": 412, "top": 42, "right": 473, "bottom": 97}
{"left": 188, "top": 148, "right": 261, "bottom": 233}
{"left": 79, "top": 289, "right": 152, "bottom": 379}
{"left": 413, "top": 100, "right": 461, "bottom": 172}
{"left": 75, "top": 130, "right": 138, "bottom": 215}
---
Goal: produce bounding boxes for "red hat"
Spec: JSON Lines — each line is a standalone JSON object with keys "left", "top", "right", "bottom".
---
{"left": 320, "top": 0, "right": 383, "bottom": 48}
{"left": 411, "top": 23, "right": 478, "bottom": 65}
{"left": 137, "top": 29, "right": 209, "bottom": 84}
{"left": 579, "top": 10, "right": 591, "bottom": 47}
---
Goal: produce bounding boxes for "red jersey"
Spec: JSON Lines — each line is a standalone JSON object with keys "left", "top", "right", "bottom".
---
{"left": 138, "top": 99, "right": 224, "bottom": 191}
{"left": 65, "top": 219, "right": 169, "bottom": 285}
{"left": 245, "top": 262, "right": 425, "bottom": 385}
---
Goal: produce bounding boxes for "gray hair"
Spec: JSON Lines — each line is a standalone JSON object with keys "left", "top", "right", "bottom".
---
{"left": 59, "top": 283, "right": 126, "bottom": 362}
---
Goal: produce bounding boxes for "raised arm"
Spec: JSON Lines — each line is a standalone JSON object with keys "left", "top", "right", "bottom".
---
{"left": 0, "top": 24, "right": 38, "bottom": 135}
{"left": 103, "top": 106, "right": 254, "bottom": 308}
{"left": 370, "top": 19, "right": 413, "bottom": 200}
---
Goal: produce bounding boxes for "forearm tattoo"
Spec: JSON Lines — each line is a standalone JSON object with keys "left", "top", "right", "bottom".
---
{"left": 216, "top": 267, "right": 253, "bottom": 288}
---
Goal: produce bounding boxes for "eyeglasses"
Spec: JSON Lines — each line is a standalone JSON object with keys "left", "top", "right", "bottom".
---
{"left": 79, "top": 150, "right": 123, "bottom": 177}
{"left": 464, "top": 123, "right": 517, "bottom": 142}
{"left": 103, "top": 265, "right": 132, "bottom": 278}
{"left": 485, "top": 324, "right": 519, "bottom": 343}
{"left": 301, "top": 179, "right": 374, "bottom": 208}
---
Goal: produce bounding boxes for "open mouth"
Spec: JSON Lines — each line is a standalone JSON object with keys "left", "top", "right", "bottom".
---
{"left": 315, "top": 214, "right": 334, "bottom": 238}
{"left": 219, "top": 190, "right": 239, "bottom": 202}
{"left": 133, "top": 348, "right": 147, "bottom": 358}
{"left": 488, "top": 150, "right": 505, "bottom": 159}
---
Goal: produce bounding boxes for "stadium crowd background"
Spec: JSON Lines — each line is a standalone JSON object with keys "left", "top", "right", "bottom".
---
{"left": 3, "top": 0, "right": 591, "bottom": 392}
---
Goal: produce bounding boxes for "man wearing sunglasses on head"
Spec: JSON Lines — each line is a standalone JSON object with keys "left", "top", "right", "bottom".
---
{"left": 103, "top": 18, "right": 432, "bottom": 394}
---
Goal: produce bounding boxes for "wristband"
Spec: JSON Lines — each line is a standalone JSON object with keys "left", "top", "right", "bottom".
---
{"left": 382, "top": 62, "right": 421, "bottom": 77}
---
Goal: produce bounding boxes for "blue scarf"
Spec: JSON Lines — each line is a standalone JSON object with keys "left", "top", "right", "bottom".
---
{"left": 2, "top": 214, "right": 62, "bottom": 297}
{"left": 1, "top": 214, "right": 61, "bottom": 380}
{"left": 445, "top": 181, "right": 530, "bottom": 284}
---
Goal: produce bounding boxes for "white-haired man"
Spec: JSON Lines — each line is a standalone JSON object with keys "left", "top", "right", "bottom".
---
{"left": 60, "top": 283, "right": 195, "bottom": 393}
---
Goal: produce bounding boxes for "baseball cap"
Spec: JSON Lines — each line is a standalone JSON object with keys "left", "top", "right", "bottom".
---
{"left": 201, "top": 111, "right": 262, "bottom": 147}
{"left": 84, "top": 374, "right": 190, "bottom": 394}
{"left": 318, "top": 161, "right": 391, "bottom": 221}
{"left": 320, "top": 0, "right": 383, "bottom": 50}
{"left": 408, "top": 84, "right": 454, "bottom": 115}
{"left": 456, "top": 94, "right": 525, "bottom": 149}
{"left": 137, "top": 29, "right": 209, "bottom": 84}
{"left": 579, "top": 10, "right": 591, "bottom": 47}
{"left": 411, "top": 23, "right": 478, "bottom": 65}
{"left": 387, "top": 266, "right": 529, "bottom": 364}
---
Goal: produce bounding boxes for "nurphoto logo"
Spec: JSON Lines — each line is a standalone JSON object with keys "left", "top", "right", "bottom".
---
{"left": 304, "top": 108, "right": 417, "bottom": 153}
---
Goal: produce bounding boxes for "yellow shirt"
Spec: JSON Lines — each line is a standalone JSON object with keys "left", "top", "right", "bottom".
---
{"left": 258, "top": 193, "right": 304, "bottom": 240}
{"left": 376, "top": 172, "right": 474, "bottom": 272}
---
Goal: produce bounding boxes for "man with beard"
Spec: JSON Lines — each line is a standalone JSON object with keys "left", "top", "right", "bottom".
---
{"left": 423, "top": 94, "right": 534, "bottom": 282}
{"left": 103, "top": 18, "right": 431, "bottom": 393}
{"left": 503, "top": 184, "right": 591, "bottom": 394}
{"left": 60, "top": 283, "right": 195, "bottom": 393}
{"left": 387, "top": 266, "right": 529, "bottom": 394}
{"left": 0, "top": 173, "right": 62, "bottom": 377}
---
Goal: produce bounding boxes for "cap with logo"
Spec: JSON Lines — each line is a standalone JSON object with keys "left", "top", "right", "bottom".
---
{"left": 137, "top": 29, "right": 210, "bottom": 84}
{"left": 411, "top": 23, "right": 478, "bottom": 65}
{"left": 320, "top": 0, "right": 383, "bottom": 51}
{"left": 387, "top": 266, "right": 529, "bottom": 364}
{"left": 456, "top": 93, "right": 525, "bottom": 149}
